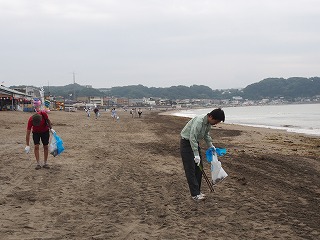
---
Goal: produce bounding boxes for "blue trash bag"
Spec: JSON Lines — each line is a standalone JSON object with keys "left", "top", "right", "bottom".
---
{"left": 206, "top": 147, "right": 227, "bottom": 163}
{"left": 55, "top": 133, "right": 65, "bottom": 155}
{"left": 216, "top": 148, "right": 227, "bottom": 156}
{"left": 50, "top": 132, "right": 65, "bottom": 157}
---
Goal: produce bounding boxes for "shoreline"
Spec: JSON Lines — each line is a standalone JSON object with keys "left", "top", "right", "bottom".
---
{"left": 160, "top": 104, "right": 320, "bottom": 138}
{"left": 0, "top": 110, "right": 319, "bottom": 239}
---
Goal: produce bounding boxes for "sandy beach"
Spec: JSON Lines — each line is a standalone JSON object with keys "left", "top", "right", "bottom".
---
{"left": 0, "top": 109, "right": 319, "bottom": 240}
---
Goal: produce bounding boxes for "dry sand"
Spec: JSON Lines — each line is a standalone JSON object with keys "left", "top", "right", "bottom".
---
{"left": 0, "top": 109, "right": 319, "bottom": 240}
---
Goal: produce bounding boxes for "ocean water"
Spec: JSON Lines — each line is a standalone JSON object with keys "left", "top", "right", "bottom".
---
{"left": 169, "top": 103, "right": 320, "bottom": 137}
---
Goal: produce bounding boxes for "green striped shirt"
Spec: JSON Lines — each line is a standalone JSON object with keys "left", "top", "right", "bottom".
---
{"left": 180, "top": 114, "right": 213, "bottom": 156}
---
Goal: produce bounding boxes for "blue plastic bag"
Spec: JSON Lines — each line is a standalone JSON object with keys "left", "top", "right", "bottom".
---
{"left": 49, "top": 132, "right": 65, "bottom": 157}
{"left": 216, "top": 148, "right": 227, "bottom": 156}
{"left": 206, "top": 147, "right": 227, "bottom": 163}
{"left": 55, "top": 133, "right": 65, "bottom": 155}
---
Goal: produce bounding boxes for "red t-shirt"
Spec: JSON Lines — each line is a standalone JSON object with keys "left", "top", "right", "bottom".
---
{"left": 27, "top": 111, "right": 50, "bottom": 133}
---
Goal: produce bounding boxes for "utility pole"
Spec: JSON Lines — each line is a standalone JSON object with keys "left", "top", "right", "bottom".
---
{"left": 48, "top": 80, "right": 50, "bottom": 98}
{"left": 73, "top": 72, "right": 76, "bottom": 101}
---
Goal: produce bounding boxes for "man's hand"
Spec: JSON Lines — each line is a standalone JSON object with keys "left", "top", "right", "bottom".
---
{"left": 209, "top": 144, "right": 216, "bottom": 151}
{"left": 194, "top": 155, "right": 201, "bottom": 166}
{"left": 50, "top": 128, "right": 56, "bottom": 134}
{"left": 25, "top": 146, "right": 30, "bottom": 154}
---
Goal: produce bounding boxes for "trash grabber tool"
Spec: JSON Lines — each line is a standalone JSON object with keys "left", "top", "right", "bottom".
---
{"left": 199, "top": 164, "right": 214, "bottom": 192}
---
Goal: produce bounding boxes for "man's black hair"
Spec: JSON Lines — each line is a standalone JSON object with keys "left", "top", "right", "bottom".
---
{"left": 207, "top": 108, "right": 225, "bottom": 122}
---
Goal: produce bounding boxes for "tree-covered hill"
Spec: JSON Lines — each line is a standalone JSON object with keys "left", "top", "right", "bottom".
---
{"left": 99, "top": 84, "right": 243, "bottom": 100}
{"left": 101, "top": 77, "right": 320, "bottom": 100}
{"left": 11, "top": 77, "right": 320, "bottom": 100}
{"left": 43, "top": 83, "right": 104, "bottom": 98}
{"left": 104, "top": 84, "right": 227, "bottom": 99}
{"left": 242, "top": 77, "right": 320, "bottom": 100}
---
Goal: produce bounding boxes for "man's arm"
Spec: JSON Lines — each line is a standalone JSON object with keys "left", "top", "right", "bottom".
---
{"left": 26, "top": 129, "right": 31, "bottom": 146}
{"left": 204, "top": 130, "right": 214, "bottom": 148}
{"left": 47, "top": 118, "right": 52, "bottom": 129}
{"left": 41, "top": 111, "right": 52, "bottom": 129}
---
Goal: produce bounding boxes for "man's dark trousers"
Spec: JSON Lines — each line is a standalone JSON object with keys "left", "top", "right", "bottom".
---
{"left": 180, "top": 138, "right": 203, "bottom": 197}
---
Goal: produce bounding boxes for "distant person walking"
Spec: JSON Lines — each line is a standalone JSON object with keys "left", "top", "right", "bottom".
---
{"left": 130, "top": 108, "right": 136, "bottom": 118}
{"left": 111, "top": 108, "right": 117, "bottom": 121}
{"left": 94, "top": 107, "right": 100, "bottom": 119}
{"left": 25, "top": 109, "right": 55, "bottom": 170}
{"left": 85, "top": 108, "right": 91, "bottom": 117}
{"left": 180, "top": 108, "right": 225, "bottom": 201}
{"left": 138, "top": 108, "right": 142, "bottom": 118}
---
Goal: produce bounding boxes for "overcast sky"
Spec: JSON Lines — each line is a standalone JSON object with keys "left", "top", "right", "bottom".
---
{"left": 1, "top": 0, "right": 319, "bottom": 90}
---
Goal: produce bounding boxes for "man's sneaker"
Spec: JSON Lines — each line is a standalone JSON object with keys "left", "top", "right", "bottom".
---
{"left": 42, "top": 164, "right": 50, "bottom": 169}
{"left": 200, "top": 192, "right": 206, "bottom": 198}
{"left": 35, "top": 165, "right": 41, "bottom": 170}
{"left": 192, "top": 194, "right": 205, "bottom": 201}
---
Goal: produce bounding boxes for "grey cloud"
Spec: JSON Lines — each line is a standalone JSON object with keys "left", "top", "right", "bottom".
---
{"left": 0, "top": 0, "right": 319, "bottom": 89}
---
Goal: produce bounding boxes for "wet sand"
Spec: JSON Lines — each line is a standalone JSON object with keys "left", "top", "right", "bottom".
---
{"left": 0, "top": 110, "right": 319, "bottom": 239}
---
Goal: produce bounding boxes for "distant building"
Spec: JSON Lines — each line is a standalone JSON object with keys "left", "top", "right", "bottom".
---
{"left": 103, "top": 96, "right": 116, "bottom": 107}
{"left": 260, "top": 99, "right": 270, "bottom": 104}
{"left": 76, "top": 96, "right": 89, "bottom": 103}
{"left": 89, "top": 96, "right": 103, "bottom": 106}
{"left": 12, "top": 86, "right": 41, "bottom": 98}
{"left": 232, "top": 96, "right": 243, "bottom": 101}
{"left": 0, "top": 85, "right": 33, "bottom": 111}
{"left": 116, "top": 97, "right": 129, "bottom": 106}
{"left": 129, "top": 99, "right": 144, "bottom": 106}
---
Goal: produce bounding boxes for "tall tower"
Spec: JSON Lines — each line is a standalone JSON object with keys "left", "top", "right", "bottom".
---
{"left": 73, "top": 72, "right": 76, "bottom": 101}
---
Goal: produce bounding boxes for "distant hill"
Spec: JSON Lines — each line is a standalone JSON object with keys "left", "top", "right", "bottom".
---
{"left": 44, "top": 83, "right": 104, "bottom": 98}
{"left": 100, "top": 77, "right": 320, "bottom": 100}
{"left": 40, "top": 84, "right": 242, "bottom": 100}
{"left": 11, "top": 77, "right": 320, "bottom": 100}
{"left": 101, "top": 84, "right": 241, "bottom": 99}
{"left": 242, "top": 77, "right": 320, "bottom": 100}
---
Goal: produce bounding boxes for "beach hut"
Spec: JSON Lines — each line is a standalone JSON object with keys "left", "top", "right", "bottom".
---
{"left": 0, "top": 85, "right": 33, "bottom": 111}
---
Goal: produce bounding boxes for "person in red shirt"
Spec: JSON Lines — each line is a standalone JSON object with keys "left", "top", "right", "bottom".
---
{"left": 25, "top": 110, "right": 55, "bottom": 170}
